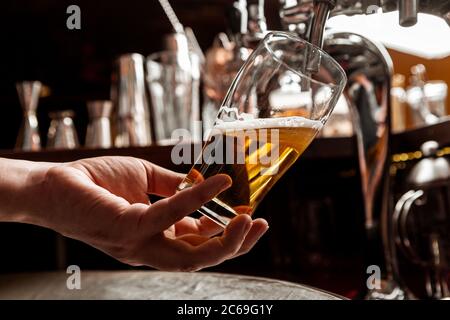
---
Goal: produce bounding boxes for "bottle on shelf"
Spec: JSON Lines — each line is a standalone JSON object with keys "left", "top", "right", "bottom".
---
{"left": 406, "top": 64, "right": 440, "bottom": 128}
{"left": 391, "top": 74, "right": 408, "bottom": 133}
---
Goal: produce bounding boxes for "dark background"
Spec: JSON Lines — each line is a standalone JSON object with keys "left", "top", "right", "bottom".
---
{"left": 0, "top": 0, "right": 282, "bottom": 149}
{"left": 0, "top": 0, "right": 368, "bottom": 298}
{"left": 1, "top": 0, "right": 447, "bottom": 299}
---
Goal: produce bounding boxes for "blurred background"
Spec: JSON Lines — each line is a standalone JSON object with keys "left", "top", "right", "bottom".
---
{"left": 1, "top": 0, "right": 450, "bottom": 300}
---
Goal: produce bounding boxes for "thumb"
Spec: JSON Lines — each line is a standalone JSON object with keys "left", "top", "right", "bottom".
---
{"left": 142, "top": 174, "right": 232, "bottom": 232}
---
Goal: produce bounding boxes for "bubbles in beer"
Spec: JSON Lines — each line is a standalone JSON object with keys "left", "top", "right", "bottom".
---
{"left": 180, "top": 115, "right": 322, "bottom": 224}
{"left": 214, "top": 116, "right": 323, "bottom": 131}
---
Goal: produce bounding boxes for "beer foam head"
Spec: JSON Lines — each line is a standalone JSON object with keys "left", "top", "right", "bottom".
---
{"left": 214, "top": 116, "right": 323, "bottom": 131}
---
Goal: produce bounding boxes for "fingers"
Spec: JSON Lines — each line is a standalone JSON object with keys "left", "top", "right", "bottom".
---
{"left": 139, "top": 160, "right": 186, "bottom": 197}
{"left": 232, "top": 218, "right": 269, "bottom": 258}
{"left": 173, "top": 216, "right": 224, "bottom": 237}
{"left": 142, "top": 174, "right": 232, "bottom": 233}
{"left": 175, "top": 217, "right": 269, "bottom": 260}
{"left": 127, "top": 214, "right": 269, "bottom": 271}
{"left": 176, "top": 234, "right": 211, "bottom": 246}
{"left": 148, "top": 214, "right": 253, "bottom": 271}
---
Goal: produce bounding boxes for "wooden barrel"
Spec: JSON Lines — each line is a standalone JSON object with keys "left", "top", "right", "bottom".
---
{"left": 0, "top": 271, "right": 343, "bottom": 300}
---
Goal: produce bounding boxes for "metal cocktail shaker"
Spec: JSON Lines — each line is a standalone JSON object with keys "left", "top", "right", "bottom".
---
{"left": 111, "top": 53, "right": 152, "bottom": 147}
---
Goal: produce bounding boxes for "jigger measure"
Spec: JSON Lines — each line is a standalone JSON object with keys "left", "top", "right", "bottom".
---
{"left": 85, "top": 100, "right": 113, "bottom": 148}
{"left": 15, "top": 81, "right": 42, "bottom": 151}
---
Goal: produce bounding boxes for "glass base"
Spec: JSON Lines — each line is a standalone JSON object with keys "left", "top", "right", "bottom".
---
{"left": 197, "top": 198, "right": 238, "bottom": 228}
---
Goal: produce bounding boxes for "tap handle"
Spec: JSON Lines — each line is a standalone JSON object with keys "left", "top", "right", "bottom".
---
{"left": 227, "top": 0, "right": 248, "bottom": 44}
{"left": 399, "top": 0, "right": 418, "bottom": 27}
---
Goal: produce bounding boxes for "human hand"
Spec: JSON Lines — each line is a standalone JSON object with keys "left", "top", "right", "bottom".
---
{"left": 26, "top": 156, "right": 269, "bottom": 271}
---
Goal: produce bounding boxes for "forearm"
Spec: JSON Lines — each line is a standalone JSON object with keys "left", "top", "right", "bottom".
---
{"left": 0, "top": 158, "right": 55, "bottom": 224}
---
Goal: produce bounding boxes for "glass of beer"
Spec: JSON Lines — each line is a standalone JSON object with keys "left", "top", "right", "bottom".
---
{"left": 177, "top": 32, "right": 347, "bottom": 227}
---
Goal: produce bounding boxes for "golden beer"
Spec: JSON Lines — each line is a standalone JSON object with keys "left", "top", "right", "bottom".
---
{"left": 178, "top": 116, "right": 322, "bottom": 226}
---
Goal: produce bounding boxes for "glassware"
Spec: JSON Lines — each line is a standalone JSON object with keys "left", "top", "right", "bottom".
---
{"left": 202, "top": 33, "right": 252, "bottom": 135}
{"left": 112, "top": 53, "right": 152, "bottom": 147}
{"left": 15, "top": 81, "right": 42, "bottom": 151}
{"left": 146, "top": 51, "right": 201, "bottom": 144}
{"left": 424, "top": 81, "right": 448, "bottom": 118}
{"left": 85, "top": 100, "right": 113, "bottom": 148}
{"left": 391, "top": 74, "right": 408, "bottom": 133}
{"left": 47, "top": 110, "right": 79, "bottom": 150}
{"left": 202, "top": 0, "right": 268, "bottom": 135}
{"left": 177, "top": 31, "right": 347, "bottom": 227}
{"left": 406, "top": 64, "right": 441, "bottom": 127}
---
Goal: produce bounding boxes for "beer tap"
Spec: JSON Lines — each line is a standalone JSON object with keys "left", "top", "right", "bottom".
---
{"left": 278, "top": 0, "right": 450, "bottom": 299}
{"left": 280, "top": 0, "right": 449, "bottom": 48}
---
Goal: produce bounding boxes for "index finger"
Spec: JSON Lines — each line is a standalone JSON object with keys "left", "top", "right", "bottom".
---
{"left": 141, "top": 174, "right": 232, "bottom": 233}
{"left": 139, "top": 214, "right": 253, "bottom": 271}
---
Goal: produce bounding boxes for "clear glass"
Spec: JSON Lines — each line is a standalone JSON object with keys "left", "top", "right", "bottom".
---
{"left": 146, "top": 51, "right": 201, "bottom": 145}
{"left": 202, "top": 33, "right": 252, "bottom": 135}
{"left": 178, "top": 32, "right": 347, "bottom": 227}
{"left": 47, "top": 110, "right": 79, "bottom": 150}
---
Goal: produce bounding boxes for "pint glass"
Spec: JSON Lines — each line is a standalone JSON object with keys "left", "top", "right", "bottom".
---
{"left": 178, "top": 32, "right": 347, "bottom": 227}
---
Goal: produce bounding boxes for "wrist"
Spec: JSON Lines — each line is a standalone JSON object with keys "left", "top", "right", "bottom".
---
{"left": 0, "top": 158, "right": 56, "bottom": 225}
{"left": 22, "top": 161, "right": 59, "bottom": 226}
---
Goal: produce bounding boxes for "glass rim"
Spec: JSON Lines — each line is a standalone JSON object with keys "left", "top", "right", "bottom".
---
{"left": 261, "top": 31, "right": 347, "bottom": 90}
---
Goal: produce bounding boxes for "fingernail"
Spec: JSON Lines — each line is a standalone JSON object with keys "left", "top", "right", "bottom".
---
{"left": 204, "top": 174, "right": 232, "bottom": 195}
{"left": 197, "top": 175, "right": 232, "bottom": 199}
{"left": 255, "top": 219, "right": 269, "bottom": 234}
{"left": 216, "top": 174, "right": 232, "bottom": 191}
{"left": 261, "top": 224, "right": 269, "bottom": 233}
{"left": 241, "top": 217, "right": 253, "bottom": 235}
